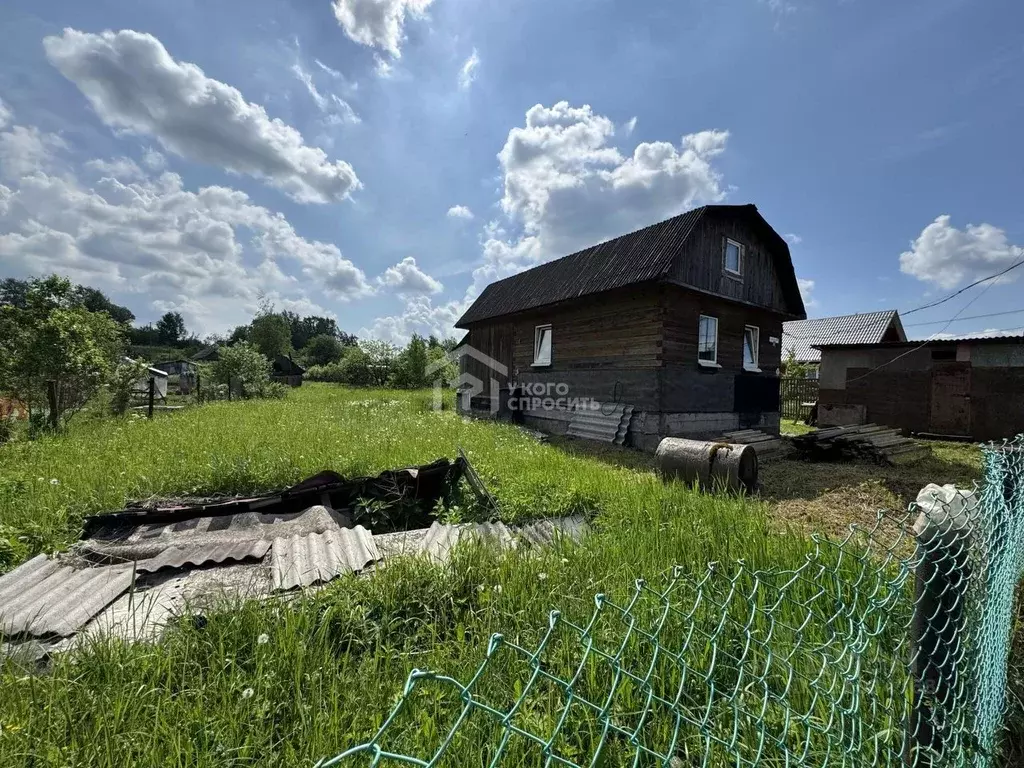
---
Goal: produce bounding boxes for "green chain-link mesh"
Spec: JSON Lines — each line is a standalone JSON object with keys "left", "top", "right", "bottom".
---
{"left": 318, "top": 437, "right": 1024, "bottom": 767}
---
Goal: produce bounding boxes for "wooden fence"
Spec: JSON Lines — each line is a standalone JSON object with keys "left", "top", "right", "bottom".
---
{"left": 780, "top": 378, "right": 819, "bottom": 421}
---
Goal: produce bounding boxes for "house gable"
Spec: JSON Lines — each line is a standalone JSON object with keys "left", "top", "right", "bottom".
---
{"left": 456, "top": 204, "right": 805, "bottom": 328}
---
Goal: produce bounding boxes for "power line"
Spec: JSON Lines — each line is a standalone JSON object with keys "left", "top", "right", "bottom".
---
{"left": 901, "top": 256, "right": 1024, "bottom": 316}
{"left": 782, "top": 258, "right": 1024, "bottom": 344}
{"left": 845, "top": 279, "right": 997, "bottom": 384}
{"left": 903, "top": 308, "right": 1024, "bottom": 328}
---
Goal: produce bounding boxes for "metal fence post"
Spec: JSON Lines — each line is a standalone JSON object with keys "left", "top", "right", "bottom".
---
{"left": 906, "top": 503, "right": 972, "bottom": 766}
{"left": 147, "top": 377, "right": 155, "bottom": 419}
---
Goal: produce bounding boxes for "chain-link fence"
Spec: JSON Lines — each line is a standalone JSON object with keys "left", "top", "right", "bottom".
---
{"left": 318, "top": 437, "right": 1024, "bottom": 767}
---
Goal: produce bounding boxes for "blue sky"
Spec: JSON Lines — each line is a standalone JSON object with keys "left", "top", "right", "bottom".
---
{"left": 0, "top": 0, "right": 1021, "bottom": 341}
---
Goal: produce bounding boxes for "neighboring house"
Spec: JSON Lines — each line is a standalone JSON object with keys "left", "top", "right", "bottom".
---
{"left": 815, "top": 334, "right": 1024, "bottom": 440}
{"left": 454, "top": 203, "right": 807, "bottom": 450}
{"left": 154, "top": 359, "right": 196, "bottom": 377}
{"left": 191, "top": 346, "right": 220, "bottom": 363}
{"left": 782, "top": 310, "right": 906, "bottom": 378}
{"left": 126, "top": 358, "right": 169, "bottom": 400}
{"left": 272, "top": 355, "right": 305, "bottom": 387}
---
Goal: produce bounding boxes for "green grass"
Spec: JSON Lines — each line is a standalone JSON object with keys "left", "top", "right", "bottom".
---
{"left": 0, "top": 386, "right": 1010, "bottom": 765}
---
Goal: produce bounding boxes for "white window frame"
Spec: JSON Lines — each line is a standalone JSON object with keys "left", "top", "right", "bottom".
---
{"left": 697, "top": 314, "right": 720, "bottom": 368}
{"left": 533, "top": 324, "right": 552, "bottom": 367}
{"left": 743, "top": 325, "right": 761, "bottom": 372}
{"left": 724, "top": 238, "right": 744, "bottom": 277}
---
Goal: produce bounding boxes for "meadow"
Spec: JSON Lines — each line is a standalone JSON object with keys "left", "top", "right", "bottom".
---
{"left": 0, "top": 385, "right": 1012, "bottom": 766}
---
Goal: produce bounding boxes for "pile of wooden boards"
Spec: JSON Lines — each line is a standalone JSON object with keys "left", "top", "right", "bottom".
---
{"left": 715, "top": 429, "right": 785, "bottom": 459}
{"left": 789, "top": 424, "right": 931, "bottom": 465}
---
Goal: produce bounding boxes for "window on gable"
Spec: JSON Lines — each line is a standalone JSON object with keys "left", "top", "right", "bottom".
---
{"left": 743, "top": 325, "right": 760, "bottom": 371}
{"left": 698, "top": 315, "right": 718, "bottom": 366}
{"left": 724, "top": 238, "right": 743, "bottom": 276}
{"left": 533, "top": 324, "right": 552, "bottom": 366}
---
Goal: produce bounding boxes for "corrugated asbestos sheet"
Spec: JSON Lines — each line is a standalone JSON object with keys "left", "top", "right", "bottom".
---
{"left": 82, "top": 505, "right": 349, "bottom": 563}
{"left": 516, "top": 516, "right": 588, "bottom": 547}
{"left": 135, "top": 540, "right": 271, "bottom": 573}
{"left": 782, "top": 310, "right": 902, "bottom": 363}
{"left": 414, "top": 517, "right": 588, "bottom": 563}
{"left": 456, "top": 207, "right": 707, "bottom": 325}
{"left": 0, "top": 555, "right": 133, "bottom": 637}
{"left": 272, "top": 526, "right": 380, "bottom": 591}
{"left": 566, "top": 404, "right": 634, "bottom": 445}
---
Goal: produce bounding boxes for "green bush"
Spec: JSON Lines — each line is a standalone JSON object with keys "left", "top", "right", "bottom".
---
{"left": 109, "top": 359, "right": 152, "bottom": 416}
{"left": 210, "top": 343, "right": 271, "bottom": 397}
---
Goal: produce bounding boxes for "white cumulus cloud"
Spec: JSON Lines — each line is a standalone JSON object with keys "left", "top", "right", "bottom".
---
{"left": 458, "top": 49, "right": 480, "bottom": 90}
{"left": 377, "top": 256, "right": 443, "bottom": 296}
{"left": 331, "top": 0, "right": 432, "bottom": 59}
{"left": 0, "top": 97, "right": 11, "bottom": 129}
{"left": 43, "top": 28, "right": 361, "bottom": 204}
{"left": 0, "top": 117, "right": 372, "bottom": 333}
{"left": 446, "top": 204, "right": 473, "bottom": 220}
{"left": 797, "top": 278, "right": 816, "bottom": 308}
{"left": 900, "top": 215, "right": 1023, "bottom": 289}
{"left": 484, "top": 100, "right": 728, "bottom": 287}
{"left": 0, "top": 124, "right": 66, "bottom": 179}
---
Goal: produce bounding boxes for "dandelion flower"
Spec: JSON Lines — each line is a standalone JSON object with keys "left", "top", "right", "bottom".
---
{"left": 257, "top": 633, "right": 269, "bottom": 645}
{"left": 241, "top": 687, "right": 255, "bottom": 700}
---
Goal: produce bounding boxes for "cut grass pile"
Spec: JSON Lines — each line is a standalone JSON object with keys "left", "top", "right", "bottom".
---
{"left": 0, "top": 385, "right": 1006, "bottom": 766}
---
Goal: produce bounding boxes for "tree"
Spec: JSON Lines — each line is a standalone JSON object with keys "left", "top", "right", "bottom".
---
{"left": 394, "top": 334, "right": 429, "bottom": 389}
{"left": 72, "top": 286, "right": 135, "bottom": 324}
{"left": 0, "top": 275, "right": 124, "bottom": 428}
{"left": 337, "top": 345, "right": 373, "bottom": 386}
{"left": 1, "top": 277, "right": 134, "bottom": 324}
{"left": 359, "top": 340, "right": 398, "bottom": 387}
{"left": 210, "top": 343, "right": 271, "bottom": 396}
{"left": 782, "top": 347, "right": 810, "bottom": 379}
{"left": 248, "top": 312, "right": 292, "bottom": 360}
{"left": 156, "top": 311, "right": 187, "bottom": 345}
{"left": 303, "top": 334, "right": 344, "bottom": 366}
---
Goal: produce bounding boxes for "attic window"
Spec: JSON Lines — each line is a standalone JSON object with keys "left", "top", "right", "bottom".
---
{"left": 533, "top": 324, "right": 552, "bottom": 366}
{"left": 724, "top": 238, "right": 743, "bottom": 276}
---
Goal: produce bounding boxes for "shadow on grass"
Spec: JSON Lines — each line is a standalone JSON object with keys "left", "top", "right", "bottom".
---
{"left": 546, "top": 436, "right": 659, "bottom": 473}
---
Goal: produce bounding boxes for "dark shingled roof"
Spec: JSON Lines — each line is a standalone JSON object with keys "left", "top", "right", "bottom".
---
{"left": 456, "top": 204, "right": 804, "bottom": 327}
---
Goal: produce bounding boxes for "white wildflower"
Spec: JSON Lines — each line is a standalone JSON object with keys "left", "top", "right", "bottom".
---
{"left": 241, "top": 687, "right": 255, "bottom": 700}
{"left": 537, "top": 573, "right": 548, "bottom": 581}
{"left": 50, "top": 479, "right": 59, "bottom": 486}
{"left": 560, "top": 558, "right": 568, "bottom": 565}
{"left": 476, "top": 584, "right": 485, "bottom": 593}
{"left": 493, "top": 584, "right": 502, "bottom": 594}
{"left": 257, "top": 633, "right": 269, "bottom": 645}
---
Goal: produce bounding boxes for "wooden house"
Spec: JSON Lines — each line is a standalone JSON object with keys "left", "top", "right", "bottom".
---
{"left": 815, "top": 334, "right": 1024, "bottom": 440}
{"left": 454, "top": 203, "right": 807, "bottom": 449}
{"left": 272, "top": 355, "right": 305, "bottom": 387}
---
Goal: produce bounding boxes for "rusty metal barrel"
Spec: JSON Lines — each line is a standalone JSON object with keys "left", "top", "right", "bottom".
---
{"left": 655, "top": 437, "right": 758, "bottom": 494}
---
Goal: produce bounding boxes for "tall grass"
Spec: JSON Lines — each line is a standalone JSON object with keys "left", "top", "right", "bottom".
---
{"left": 0, "top": 385, "right": 963, "bottom": 764}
